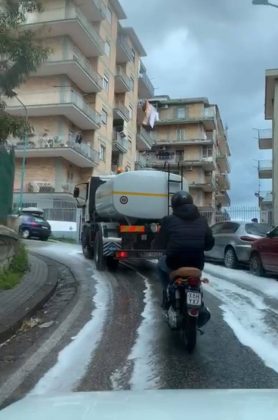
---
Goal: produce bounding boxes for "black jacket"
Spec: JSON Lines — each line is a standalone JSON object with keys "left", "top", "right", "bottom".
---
{"left": 154, "top": 204, "right": 215, "bottom": 270}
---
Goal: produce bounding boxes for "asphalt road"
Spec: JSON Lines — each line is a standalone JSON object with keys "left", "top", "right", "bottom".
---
{"left": 1, "top": 240, "right": 278, "bottom": 407}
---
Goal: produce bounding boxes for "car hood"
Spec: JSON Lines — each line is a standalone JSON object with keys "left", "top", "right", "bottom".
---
{"left": 1, "top": 390, "right": 278, "bottom": 420}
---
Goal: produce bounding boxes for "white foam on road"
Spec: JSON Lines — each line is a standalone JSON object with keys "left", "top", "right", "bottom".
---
{"left": 205, "top": 263, "right": 278, "bottom": 300}
{"left": 204, "top": 271, "right": 278, "bottom": 373}
{"left": 128, "top": 272, "right": 160, "bottom": 390}
{"left": 30, "top": 271, "right": 111, "bottom": 395}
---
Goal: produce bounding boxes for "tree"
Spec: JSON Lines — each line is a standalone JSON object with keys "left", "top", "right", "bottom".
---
{"left": 0, "top": 0, "right": 49, "bottom": 143}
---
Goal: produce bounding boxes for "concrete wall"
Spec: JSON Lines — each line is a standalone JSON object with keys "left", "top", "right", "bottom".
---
{"left": 273, "top": 82, "right": 278, "bottom": 225}
{"left": 0, "top": 226, "right": 18, "bottom": 272}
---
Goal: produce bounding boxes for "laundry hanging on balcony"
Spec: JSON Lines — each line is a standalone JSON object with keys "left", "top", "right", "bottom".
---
{"left": 142, "top": 100, "right": 159, "bottom": 129}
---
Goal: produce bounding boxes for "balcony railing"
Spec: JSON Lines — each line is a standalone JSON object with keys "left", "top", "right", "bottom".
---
{"left": 115, "top": 66, "right": 132, "bottom": 92}
{"left": 39, "top": 44, "right": 103, "bottom": 92}
{"left": 138, "top": 72, "right": 154, "bottom": 98}
{"left": 117, "top": 35, "right": 133, "bottom": 62}
{"left": 135, "top": 154, "right": 147, "bottom": 169}
{"left": 258, "top": 129, "right": 272, "bottom": 139}
{"left": 10, "top": 135, "right": 99, "bottom": 168}
{"left": 136, "top": 127, "right": 156, "bottom": 150}
{"left": 114, "top": 102, "right": 130, "bottom": 122}
{"left": 258, "top": 128, "right": 272, "bottom": 150}
{"left": 157, "top": 111, "right": 216, "bottom": 127}
{"left": 5, "top": 89, "right": 101, "bottom": 130}
{"left": 216, "top": 153, "right": 231, "bottom": 173}
{"left": 113, "top": 132, "right": 128, "bottom": 153}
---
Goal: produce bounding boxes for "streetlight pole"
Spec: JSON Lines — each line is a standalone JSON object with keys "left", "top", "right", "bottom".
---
{"left": 14, "top": 95, "right": 28, "bottom": 212}
{"left": 252, "top": 0, "right": 278, "bottom": 8}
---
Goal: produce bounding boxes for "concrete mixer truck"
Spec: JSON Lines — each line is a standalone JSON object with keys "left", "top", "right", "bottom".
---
{"left": 74, "top": 170, "right": 187, "bottom": 270}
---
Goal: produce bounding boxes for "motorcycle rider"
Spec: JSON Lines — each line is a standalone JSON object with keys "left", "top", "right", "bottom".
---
{"left": 153, "top": 191, "right": 214, "bottom": 325}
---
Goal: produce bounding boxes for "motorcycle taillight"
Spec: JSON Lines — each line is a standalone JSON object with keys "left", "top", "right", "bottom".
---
{"left": 187, "top": 277, "right": 201, "bottom": 287}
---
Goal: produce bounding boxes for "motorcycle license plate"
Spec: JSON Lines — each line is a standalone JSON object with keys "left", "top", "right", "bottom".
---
{"left": 187, "top": 292, "right": 202, "bottom": 307}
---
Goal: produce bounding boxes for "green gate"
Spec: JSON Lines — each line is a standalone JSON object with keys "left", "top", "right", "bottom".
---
{"left": 0, "top": 146, "right": 15, "bottom": 224}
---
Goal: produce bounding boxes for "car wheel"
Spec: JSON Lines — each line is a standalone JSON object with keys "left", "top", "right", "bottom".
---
{"left": 21, "top": 228, "right": 30, "bottom": 239}
{"left": 41, "top": 237, "right": 48, "bottom": 242}
{"left": 224, "top": 247, "right": 238, "bottom": 269}
{"left": 250, "top": 253, "right": 264, "bottom": 277}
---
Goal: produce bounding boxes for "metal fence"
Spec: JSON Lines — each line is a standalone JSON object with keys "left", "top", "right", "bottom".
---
{"left": 200, "top": 207, "right": 273, "bottom": 226}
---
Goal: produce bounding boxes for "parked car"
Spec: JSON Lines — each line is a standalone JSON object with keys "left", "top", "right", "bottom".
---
{"left": 249, "top": 226, "right": 278, "bottom": 276}
{"left": 205, "top": 221, "right": 272, "bottom": 269}
{"left": 18, "top": 213, "right": 51, "bottom": 241}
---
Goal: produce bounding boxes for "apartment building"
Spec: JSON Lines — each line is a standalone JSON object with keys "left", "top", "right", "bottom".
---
{"left": 137, "top": 96, "right": 231, "bottom": 211}
{"left": 261, "top": 68, "right": 278, "bottom": 225}
{"left": 256, "top": 128, "right": 273, "bottom": 224}
{"left": 5, "top": 0, "right": 154, "bottom": 205}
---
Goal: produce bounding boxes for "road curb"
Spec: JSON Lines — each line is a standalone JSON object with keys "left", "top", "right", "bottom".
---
{"left": 0, "top": 254, "right": 58, "bottom": 343}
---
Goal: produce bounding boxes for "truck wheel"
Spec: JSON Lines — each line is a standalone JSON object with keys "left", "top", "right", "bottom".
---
{"left": 81, "top": 233, "right": 93, "bottom": 259}
{"left": 94, "top": 231, "right": 106, "bottom": 271}
{"left": 106, "top": 257, "right": 119, "bottom": 271}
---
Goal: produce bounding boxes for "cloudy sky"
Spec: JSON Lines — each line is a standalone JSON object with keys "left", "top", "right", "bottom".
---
{"left": 120, "top": 0, "right": 278, "bottom": 206}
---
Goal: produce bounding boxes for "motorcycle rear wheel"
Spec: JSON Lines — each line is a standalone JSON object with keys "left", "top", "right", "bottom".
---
{"left": 183, "top": 316, "right": 197, "bottom": 353}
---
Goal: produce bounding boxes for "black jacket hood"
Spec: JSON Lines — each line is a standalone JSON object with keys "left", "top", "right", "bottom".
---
{"left": 173, "top": 204, "right": 200, "bottom": 221}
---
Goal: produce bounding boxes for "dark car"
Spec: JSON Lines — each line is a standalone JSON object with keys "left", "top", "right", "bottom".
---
{"left": 249, "top": 226, "right": 278, "bottom": 276}
{"left": 18, "top": 214, "right": 51, "bottom": 241}
{"left": 205, "top": 221, "right": 272, "bottom": 269}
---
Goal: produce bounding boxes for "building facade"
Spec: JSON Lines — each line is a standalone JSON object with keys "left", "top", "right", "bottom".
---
{"left": 137, "top": 96, "right": 231, "bottom": 211}
{"left": 263, "top": 69, "right": 278, "bottom": 225}
{"left": 5, "top": 0, "right": 153, "bottom": 203}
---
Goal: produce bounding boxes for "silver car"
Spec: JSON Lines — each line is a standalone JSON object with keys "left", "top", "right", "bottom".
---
{"left": 205, "top": 221, "right": 271, "bottom": 269}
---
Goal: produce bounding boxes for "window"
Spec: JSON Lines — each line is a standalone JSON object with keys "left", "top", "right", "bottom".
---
{"left": 216, "top": 222, "right": 240, "bottom": 234}
{"left": 177, "top": 128, "right": 185, "bottom": 141}
{"left": 245, "top": 223, "right": 272, "bottom": 237}
{"left": 176, "top": 107, "right": 186, "bottom": 119}
{"left": 99, "top": 144, "right": 106, "bottom": 161}
{"left": 130, "top": 76, "right": 134, "bottom": 91}
{"left": 203, "top": 146, "right": 213, "bottom": 158}
{"left": 106, "top": 7, "right": 112, "bottom": 24}
{"left": 102, "top": 108, "right": 108, "bottom": 125}
{"left": 131, "top": 48, "right": 136, "bottom": 62}
{"left": 105, "top": 41, "right": 111, "bottom": 56}
{"left": 103, "top": 75, "right": 109, "bottom": 91}
{"left": 129, "top": 105, "right": 133, "bottom": 119}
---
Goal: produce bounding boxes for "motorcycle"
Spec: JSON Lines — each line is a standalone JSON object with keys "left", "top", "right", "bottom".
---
{"left": 165, "top": 267, "right": 210, "bottom": 353}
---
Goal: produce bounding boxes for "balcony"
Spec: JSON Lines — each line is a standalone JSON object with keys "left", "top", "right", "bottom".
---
{"left": 113, "top": 132, "right": 128, "bottom": 153}
{"left": 145, "top": 152, "right": 183, "bottom": 167}
{"left": 10, "top": 136, "right": 99, "bottom": 168}
{"left": 76, "top": 0, "right": 106, "bottom": 21}
{"left": 216, "top": 191, "right": 231, "bottom": 207}
{"left": 115, "top": 67, "right": 132, "bottom": 93}
{"left": 258, "top": 160, "right": 273, "bottom": 179}
{"left": 138, "top": 72, "right": 154, "bottom": 99}
{"left": 116, "top": 36, "right": 133, "bottom": 63}
{"left": 216, "top": 173, "right": 231, "bottom": 190}
{"left": 113, "top": 102, "right": 130, "bottom": 122}
{"left": 217, "top": 134, "right": 231, "bottom": 156}
{"left": 5, "top": 90, "right": 101, "bottom": 130}
{"left": 157, "top": 112, "right": 216, "bottom": 130}
{"left": 258, "top": 129, "right": 272, "bottom": 150}
{"left": 36, "top": 45, "right": 103, "bottom": 93}
{"left": 135, "top": 154, "right": 147, "bottom": 169}
{"left": 22, "top": 6, "right": 104, "bottom": 57}
{"left": 153, "top": 137, "right": 214, "bottom": 147}
{"left": 136, "top": 127, "right": 156, "bottom": 151}
{"left": 216, "top": 154, "right": 231, "bottom": 173}
{"left": 189, "top": 179, "right": 216, "bottom": 193}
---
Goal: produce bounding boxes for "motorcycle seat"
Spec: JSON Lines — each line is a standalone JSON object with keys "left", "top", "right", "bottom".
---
{"left": 170, "top": 267, "right": 202, "bottom": 281}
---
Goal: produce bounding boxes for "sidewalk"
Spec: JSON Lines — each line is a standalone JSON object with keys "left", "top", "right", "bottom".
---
{"left": 0, "top": 254, "right": 58, "bottom": 342}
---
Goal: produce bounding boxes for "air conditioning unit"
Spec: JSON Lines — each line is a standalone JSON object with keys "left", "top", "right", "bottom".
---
{"left": 29, "top": 181, "right": 54, "bottom": 193}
